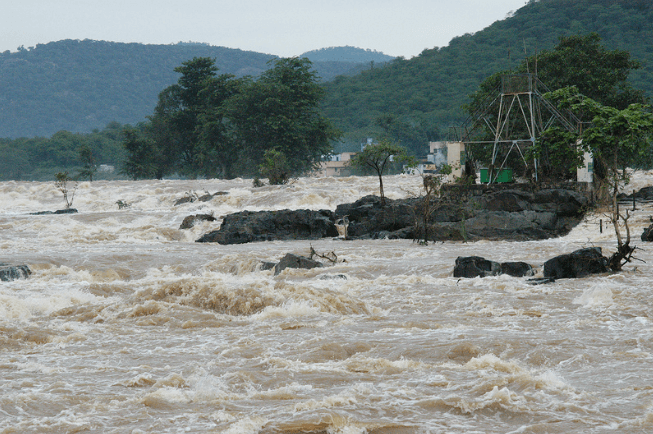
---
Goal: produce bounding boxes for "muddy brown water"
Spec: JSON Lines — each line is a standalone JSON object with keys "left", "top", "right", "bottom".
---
{"left": 1, "top": 174, "right": 653, "bottom": 433}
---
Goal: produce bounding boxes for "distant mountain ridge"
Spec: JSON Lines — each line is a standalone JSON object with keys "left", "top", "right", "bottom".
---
{"left": 0, "top": 40, "right": 383, "bottom": 138}
{"left": 300, "top": 46, "right": 395, "bottom": 63}
{"left": 2, "top": 0, "right": 653, "bottom": 142}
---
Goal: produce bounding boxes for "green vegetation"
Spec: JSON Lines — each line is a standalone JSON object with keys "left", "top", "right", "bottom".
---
{"left": 54, "top": 172, "right": 77, "bottom": 209}
{"left": 321, "top": 0, "right": 653, "bottom": 152}
{"left": 300, "top": 46, "right": 394, "bottom": 63}
{"left": 465, "top": 32, "right": 647, "bottom": 181}
{"left": 0, "top": 40, "right": 383, "bottom": 139}
{"left": 348, "top": 140, "right": 416, "bottom": 205}
{"left": 122, "top": 57, "right": 340, "bottom": 180}
{"left": 546, "top": 86, "right": 653, "bottom": 270}
{"left": 3, "top": 0, "right": 653, "bottom": 181}
{"left": 0, "top": 122, "right": 125, "bottom": 181}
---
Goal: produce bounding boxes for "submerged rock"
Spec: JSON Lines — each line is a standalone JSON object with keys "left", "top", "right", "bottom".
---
{"left": 543, "top": 247, "right": 609, "bottom": 279}
{"left": 0, "top": 263, "right": 31, "bottom": 281}
{"left": 641, "top": 223, "right": 653, "bottom": 242}
{"left": 179, "top": 214, "right": 216, "bottom": 229}
{"left": 31, "top": 209, "right": 78, "bottom": 215}
{"left": 274, "top": 253, "right": 324, "bottom": 276}
{"left": 259, "top": 261, "right": 277, "bottom": 271}
{"left": 453, "top": 256, "right": 534, "bottom": 278}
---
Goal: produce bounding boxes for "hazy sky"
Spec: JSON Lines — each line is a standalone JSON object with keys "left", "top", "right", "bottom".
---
{"left": 2, "top": 0, "right": 529, "bottom": 58}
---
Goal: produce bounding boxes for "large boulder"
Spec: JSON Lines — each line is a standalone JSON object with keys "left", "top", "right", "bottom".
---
{"left": 334, "top": 195, "right": 417, "bottom": 239}
{"left": 453, "top": 256, "right": 534, "bottom": 278}
{"left": 196, "top": 209, "right": 338, "bottom": 244}
{"left": 543, "top": 247, "right": 609, "bottom": 279}
{"left": 274, "top": 253, "right": 324, "bottom": 276}
{"left": 0, "top": 263, "right": 31, "bottom": 281}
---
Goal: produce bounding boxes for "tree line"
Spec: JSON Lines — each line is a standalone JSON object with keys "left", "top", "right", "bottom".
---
{"left": 122, "top": 57, "right": 340, "bottom": 181}
{"left": 0, "top": 122, "right": 125, "bottom": 181}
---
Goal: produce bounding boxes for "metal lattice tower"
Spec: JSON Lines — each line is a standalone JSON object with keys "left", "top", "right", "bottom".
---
{"left": 457, "top": 74, "right": 581, "bottom": 183}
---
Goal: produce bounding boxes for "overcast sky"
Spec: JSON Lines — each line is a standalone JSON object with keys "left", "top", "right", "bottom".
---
{"left": 2, "top": 0, "right": 529, "bottom": 58}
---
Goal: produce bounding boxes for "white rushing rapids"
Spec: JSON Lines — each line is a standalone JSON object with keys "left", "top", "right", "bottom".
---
{"left": 1, "top": 173, "right": 653, "bottom": 433}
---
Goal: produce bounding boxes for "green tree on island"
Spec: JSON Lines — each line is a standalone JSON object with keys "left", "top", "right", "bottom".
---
{"left": 348, "top": 140, "right": 416, "bottom": 205}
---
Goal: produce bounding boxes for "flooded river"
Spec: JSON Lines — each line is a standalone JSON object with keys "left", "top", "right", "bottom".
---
{"left": 1, "top": 173, "right": 653, "bottom": 433}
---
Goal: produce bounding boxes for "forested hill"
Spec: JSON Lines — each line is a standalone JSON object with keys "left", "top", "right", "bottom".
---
{"left": 3, "top": 0, "right": 653, "bottom": 142}
{"left": 323, "top": 0, "right": 653, "bottom": 151}
{"left": 300, "top": 46, "right": 395, "bottom": 63}
{"left": 0, "top": 40, "right": 376, "bottom": 138}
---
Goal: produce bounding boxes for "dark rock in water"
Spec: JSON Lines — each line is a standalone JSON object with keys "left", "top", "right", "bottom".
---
{"left": 318, "top": 274, "right": 348, "bottom": 280}
{"left": 196, "top": 209, "right": 338, "bottom": 244}
{"left": 620, "top": 186, "right": 653, "bottom": 201}
{"left": 543, "top": 247, "right": 609, "bottom": 279}
{"left": 453, "top": 256, "right": 534, "bottom": 278}
{"left": 179, "top": 214, "right": 216, "bottom": 229}
{"left": 259, "top": 261, "right": 276, "bottom": 271}
{"left": 641, "top": 224, "right": 653, "bottom": 242}
{"left": 274, "top": 253, "right": 324, "bottom": 276}
{"left": 0, "top": 263, "right": 31, "bottom": 281}
{"left": 195, "top": 185, "right": 591, "bottom": 244}
{"left": 176, "top": 191, "right": 228, "bottom": 206}
{"left": 454, "top": 256, "right": 500, "bottom": 278}
{"left": 174, "top": 196, "right": 194, "bottom": 206}
{"left": 334, "top": 195, "right": 417, "bottom": 239}
{"left": 500, "top": 261, "right": 535, "bottom": 277}
{"left": 31, "top": 208, "right": 78, "bottom": 215}
{"left": 527, "top": 277, "right": 556, "bottom": 285}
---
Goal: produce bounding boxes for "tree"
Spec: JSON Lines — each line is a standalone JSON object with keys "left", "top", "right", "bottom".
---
{"left": 348, "top": 140, "right": 416, "bottom": 205}
{"left": 225, "top": 57, "right": 340, "bottom": 177}
{"left": 525, "top": 33, "right": 646, "bottom": 109}
{"left": 122, "top": 57, "right": 338, "bottom": 179}
{"left": 546, "top": 86, "right": 653, "bottom": 270}
{"left": 196, "top": 73, "right": 244, "bottom": 178}
{"left": 77, "top": 144, "right": 97, "bottom": 181}
{"left": 259, "top": 148, "right": 292, "bottom": 185}
{"left": 54, "top": 172, "right": 76, "bottom": 209}
{"left": 121, "top": 127, "right": 157, "bottom": 180}
{"left": 148, "top": 57, "right": 219, "bottom": 177}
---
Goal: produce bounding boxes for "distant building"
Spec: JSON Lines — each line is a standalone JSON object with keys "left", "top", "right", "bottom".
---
{"left": 98, "top": 164, "right": 115, "bottom": 173}
{"left": 424, "top": 141, "right": 465, "bottom": 180}
{"left": 315, "top": 152, "right": 357, "bottom": 177}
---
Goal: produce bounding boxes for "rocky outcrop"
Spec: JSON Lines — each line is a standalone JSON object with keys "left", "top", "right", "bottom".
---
{"left": 334, "top": 195, "right": 417, "bottom": 239}
{"left": 543, "top": 247, "right": 609, "bottom": 279}
{"left": 0, "top": 263, "right": 31, "bottom": 281}
{"left": 334, "top": 188, "right": 589, "bottom": 242}
{"left": 273, "top": 253, "right": 324, "bottom": 276}
{"left": 196, "top": 186, "right": 590, "bottom": 244}
{"left": 453, "top": 256, "right": 534, "bottom": 278}
{"left": 196, "top": 209, "right": 338, "bottom": 244}
{"left": 619, "top": 186, "right": 653, "bottom": 202}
